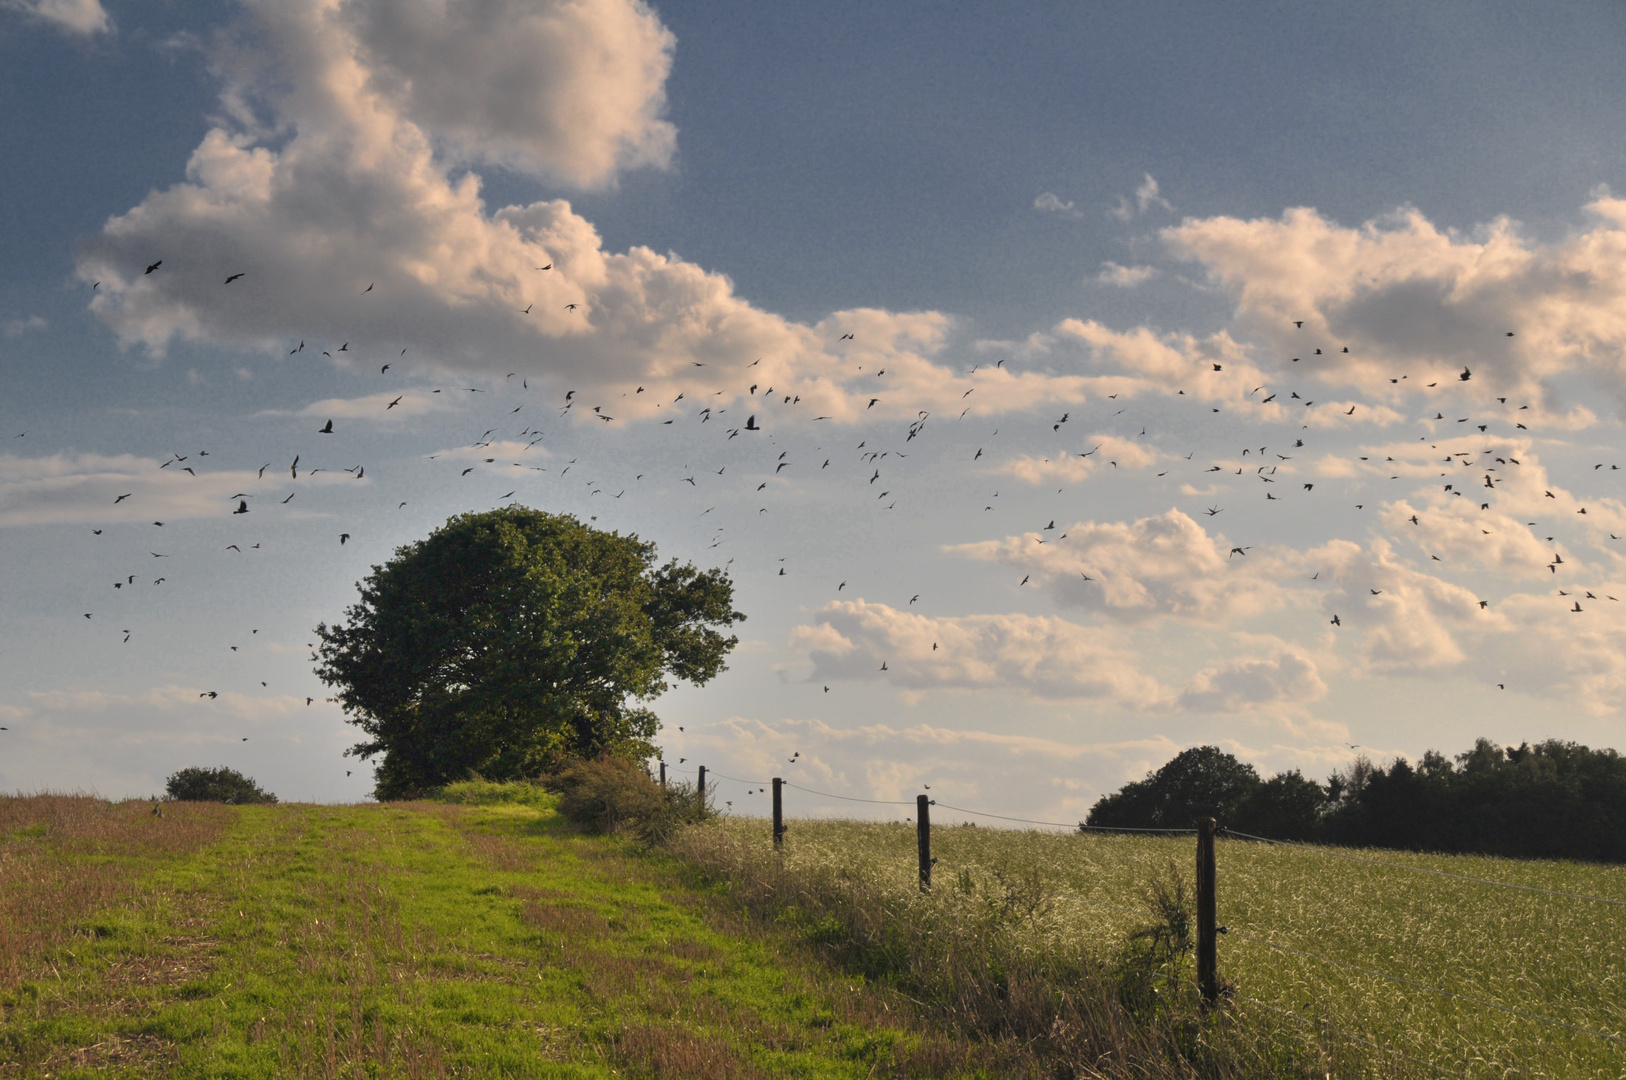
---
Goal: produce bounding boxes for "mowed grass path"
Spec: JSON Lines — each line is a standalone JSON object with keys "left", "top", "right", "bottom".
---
{"left": 709, "top": 818, "right": 1626, "bottom": 1078}
{"left": 1, "top": 798, "right": 970, "bottom": 1079}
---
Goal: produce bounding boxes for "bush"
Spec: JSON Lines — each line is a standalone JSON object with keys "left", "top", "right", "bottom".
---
{"left": 546, "top": 755, "right": 707, "bottom": 843}
{"left": 432, "top": 778, "right": 558, "bottom": 811}
{"left": 164, "top": 766, "right": 278, "bottom": 805}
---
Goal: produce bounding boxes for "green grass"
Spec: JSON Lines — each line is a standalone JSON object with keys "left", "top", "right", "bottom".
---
{"left": 0, "top": 792, "right": 990, "bottom": 1079}
{"left": 692, "top": 817, "right": 1626, "bottom": 1078}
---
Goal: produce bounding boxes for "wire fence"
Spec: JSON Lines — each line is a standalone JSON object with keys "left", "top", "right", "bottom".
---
{"left": 658, "top": 758, "right": 1626, "bottom": 1063}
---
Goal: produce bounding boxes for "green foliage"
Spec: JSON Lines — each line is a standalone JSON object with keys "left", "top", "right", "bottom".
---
{"left": 1088, "top": 745, "right": 1264, "bottom": 829}
{"left": 163, "top": 766, "right": 278, "bottom": 804}
{"left": 547, "top": 754, "right": 709, "bottom": 843}
{"left": 314, "top": 506, "right": 743, "bottom": 799}
{"left": 1115, "top": 863, "right": 1195, "bottom": 1015}
{"left": 1089, "top": 738, "right": 1626, "bottom": 861}
{"left": 429, "top": 778, "right": 558, "bottom": 811}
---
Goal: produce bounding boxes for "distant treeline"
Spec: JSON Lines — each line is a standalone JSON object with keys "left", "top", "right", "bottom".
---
{"left": 1086, "top": 739, "right": 1626, "bottom": 863}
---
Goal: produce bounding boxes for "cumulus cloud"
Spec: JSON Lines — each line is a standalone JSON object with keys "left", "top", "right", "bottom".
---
{"left": 789, "top": 599, "right": 1172, "bottom": 706}
{"left": 73, "top": 0, "right": 1094, "bottom": 425}
{"left": 0, "top": 452, "right": 355, "bottom": 527}
{"left": 341, "top": 0, "right": 675, "bottom": 186}
{"left": 2, "top": 0, "right": 108, "bottom": 35}
{"left": 1162, "top": 197, "right": 1626, "bottom": 413}
{"left": 1178, "top": 646, "right": 1327, "bottom": 713}
{"left": 952, "top": 509, "right": 1287, "bottom": 624}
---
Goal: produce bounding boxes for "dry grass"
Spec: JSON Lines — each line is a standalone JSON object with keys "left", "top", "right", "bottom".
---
{"left": 0, "top": 794, "right": 231, "bottom": 992}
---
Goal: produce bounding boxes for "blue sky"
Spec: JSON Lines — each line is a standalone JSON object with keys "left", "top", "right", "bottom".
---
{"left": 4, "top": 0, "right": 1626, "bottom": 817}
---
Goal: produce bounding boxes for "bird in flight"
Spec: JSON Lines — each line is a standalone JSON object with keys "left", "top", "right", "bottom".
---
{"left": 318, "top": 419, "right": 333, "bottom": 434}
{"left": 144, "top": 260, "right": 162, "bottom": 274}
{"left": 339, "top": 533, "right": 350, "bottom": 545}
{"left": 224, "top": 273, "right": 244, "bottom": 284}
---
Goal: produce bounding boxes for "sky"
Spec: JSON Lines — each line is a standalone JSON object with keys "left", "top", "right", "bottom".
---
{"left": 4, "top": 0, "right": 1626, "bottom": 821}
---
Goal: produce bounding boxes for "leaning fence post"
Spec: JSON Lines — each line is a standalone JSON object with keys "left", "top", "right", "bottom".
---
{"left": 1196, "top": 817, "right": 1219, "bottom": 1005}
{"left": 772, "top": 777, "right": 784, "bottom": 849}
{"left": 917, "top": 794, "right": 932, "bottom": 892}
{"left": 697, "top": 765, "right": 706, "bottom": 813}
{"left": 659, "top": 760, "right": 666, "bottom": 788}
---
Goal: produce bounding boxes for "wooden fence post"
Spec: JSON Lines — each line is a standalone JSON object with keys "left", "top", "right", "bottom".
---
{"left": 917, "top": 794, "right": 932, "bottom": 893}
{"left": 1196, "top": 817, "right": 1218, "bottom": 1005}
{"left": 772, "top": 777, "right": 784, "bottom": 849}
{"left": 697, "top": 765, "right": 706, "bottom": 812}
{"left": 659, "top": 760, "right": 666, "bottom": 788}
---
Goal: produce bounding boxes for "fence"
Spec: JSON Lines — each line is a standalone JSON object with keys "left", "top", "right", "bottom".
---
{"left": 658, "top": 760, "right": 1626, "bottom": 1067}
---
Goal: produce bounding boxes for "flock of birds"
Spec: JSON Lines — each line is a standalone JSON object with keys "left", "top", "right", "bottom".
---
{"left": 11, "top": 257, "right": 1620, "bottom": 790}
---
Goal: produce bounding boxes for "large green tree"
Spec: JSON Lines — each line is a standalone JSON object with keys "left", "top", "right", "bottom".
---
{"left": 315, "top": 507, "right": 743, "bottom": 798}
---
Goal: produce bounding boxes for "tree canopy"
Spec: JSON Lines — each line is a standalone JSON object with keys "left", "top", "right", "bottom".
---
{"left": 165, "top": 766, "right": 278, "bottom": 804}
{"left": 314, "top": 507, "right": 743, "bottom": 799}
{"left": 1087, "top": 738, "right": 1626, "bottom": 861}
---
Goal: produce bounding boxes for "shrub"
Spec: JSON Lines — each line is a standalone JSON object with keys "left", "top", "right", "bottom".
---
{"left": 164, "top": 766, "right": 278, "bottom": 804}
{"left": 547, "top": 755, "right": 707, "bottom": 843}
{"left": 432, "top": 778, "right": 558, "bottom": 811}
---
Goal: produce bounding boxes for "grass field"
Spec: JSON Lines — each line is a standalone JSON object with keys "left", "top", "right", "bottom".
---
{"left": 689, "top": 816, "right": 1626, "bottom": 1078}
{"left": 0, "top": 791, "right": 1005, "bottom": 1079}
{"left": 6, "top": 790, "right": 1623, "bottom": 1078}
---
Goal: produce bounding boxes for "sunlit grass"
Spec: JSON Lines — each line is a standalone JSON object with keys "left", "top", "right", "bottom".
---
{"left": 699, "top": 816, "right": 1626, "bottom": 1078}
{"left": 0, "top": 791, "right": 998, "bottom": 1078}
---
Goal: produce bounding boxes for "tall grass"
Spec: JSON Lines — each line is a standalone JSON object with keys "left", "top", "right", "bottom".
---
{"left": 0, "top": 794, "right": 231, "bottom": 991}
{"left": 673, "top": 817, "right": 1626, "bottom": 1078}
{"left": 668, "top": 819, "right": 1406, "bottom": 1079}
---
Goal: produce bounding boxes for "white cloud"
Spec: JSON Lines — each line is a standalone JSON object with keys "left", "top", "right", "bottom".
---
{"left": 668, "top": 714, "right": 1189, "bottom": 819}
{"left": 951, "top": 509, "right": 1287, "bottom": 624}
{"left": 1162, "top": 198, "right": 1626, "bottom": 414}
{"left": 2, "top": 0, "right": 108, "bottom": 35}
{"left": 0, "top": 452, "right": 355, "bottom": 527}
{"left": 1109, "top": 173, "right": 1173, "bottom": 220}
{"left": 3, "top": 315, "right": 46, "bottom": 337}
{"left": 1096, "top": 262, "right": 1159, "bottom": 288}
{"left": 1034, "top": 192, "right": 1082, "bottom": 218}
{"left": 1178, "top": 646, "right": 1327, "bottom": 713}
{"left": 292, "top": 391, "right": 455, "bottom": 421}
{"left": 789, "top": 599, "right": 1172, "bottom": 706}
{"left": 340, "top": 0, "right": 676, "bottom": 187}
{"left": 73, "top": 0, "right": 1095, "bottom": 426}
{"left": 998, "top": 434, "right": 1163, "bottom": 485}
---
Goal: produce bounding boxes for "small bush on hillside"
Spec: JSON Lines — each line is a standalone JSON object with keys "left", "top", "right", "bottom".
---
{"left": 433, "top": 778, "right": 558, "bottom": 811}
{"left": 1115, "top": 863, "right": 1195, "bottom": 1015}
{"left": 547, "top": 755, "right": 708, "bottom": 843}
{"left": 164, "top": 766, "right": 277, "bottom": 805}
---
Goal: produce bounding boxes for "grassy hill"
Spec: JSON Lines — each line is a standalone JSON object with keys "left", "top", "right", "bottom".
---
{"left": 5, "top": 789, "right": 1622, "bottom": 1078}
{"left": 0, "top": 790, "right": 994, "bottom": 1079}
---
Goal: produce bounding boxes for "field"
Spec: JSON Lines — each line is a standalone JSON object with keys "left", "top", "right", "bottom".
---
{"left": 687, "top": 817, "right": 1626, "bottom": 1078}
{"left": 6, "top": 790, "right": 1625, "bottom": 1078}
{"left": 0, "top": 791, "right": 1005, "bottom": 1079}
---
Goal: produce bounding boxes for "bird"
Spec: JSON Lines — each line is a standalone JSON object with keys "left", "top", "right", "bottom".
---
{"left": 318, "top": 420, "right": 333, "bottom": 434}
{"left": 363, "top": 283, "right": 374, "bottom": 293}
{"left": 387, "top": 396, "right": 402, "bottom": 409}
{"left": 114, "top": 493, "right": 132, "bottom": 504}
{"left": 224, "top": 272, "right": 245, "bottom": 284}
{"left": 233, "top": 500, "right": 249, "bottom": 514}
{"left": 339, "top": 533, "right": 350, "bottom": 545}
{"left": 144, "top": 260, "right": 162, "bottom": 274}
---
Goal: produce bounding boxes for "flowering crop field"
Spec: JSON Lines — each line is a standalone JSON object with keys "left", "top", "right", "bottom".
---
{"left": 706, "top": 816, "right": 1626, "bottom": 1078}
